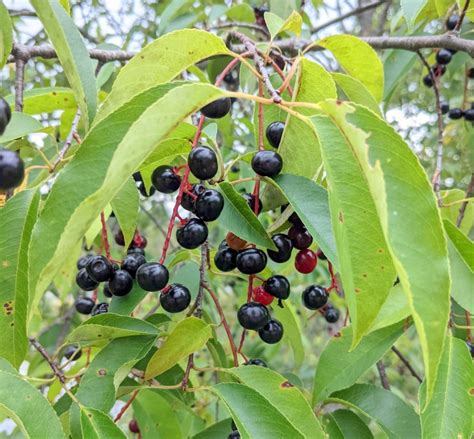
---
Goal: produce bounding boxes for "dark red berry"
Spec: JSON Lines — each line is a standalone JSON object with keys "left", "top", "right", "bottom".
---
{"left": 432, "top": 64, "right": 446, "bottom": 77}
{"left": 136, "top": 262, "right": 169, "bottom": 291}
{"left": 129, "top": 419, "right": 140, "bottom": 434}
{"left": 449, "top": 108, "right": 464, "bottom": 120}
{"left": 64, "top": 345, "right": 82, "bottom": 361}
{"left": 436, "top": 49, "right": 452, "bottom": 65}
{"left": 289, "top": 225, "right": 313, "bottom": 250}
{"left": 423, "top": 75, "right": 433, "bottom": 88}
{"left": 324, "top": 306, "right": 340, "bottom": 323}
{"left": 464, "top": 109, "right": 474, "bottom": 121}
{"left": 264, "top": 275, "right": 290, "bottom": 300}
{"left": 75, "top": 296, "right": 95, "bottom": 314}
{"left": 258, "top": 319, "right": 284, "bottom": 344}
{"left": 108, "top": 269, "right": 133, "bottom": 296}
{"left": 440, "top": 102, "right": 449, "bottom": 114}
{"left": 188, "top": 146, "right": 218, "bottom": 180}
{"left": 0, "top": 97, "right": 12, "bottom": 136}
{"left": 265, "top": 121, "right": 285, "bottom": 148}
{"left": 242, "top": 193, "right": 263, "bottom": 215}
{"left": 0, "top": 149, "right": 25, "bottom": 191}
{"left": 302, "top": 285, "right": 328, "bottom": 310}
{"left": 214, "top": 246, "right": 237, "bottom": 272}
{"left": 160, "top": 284, "right": 191, "bottom": 313}
{"left": 76, "top": 268, "right": 99, "bottom": 291}
{"left": 244, "top": 358, "right": 267, "bottom": 367}
{"left": 114, "top": 230, "right": 125, "bottom": 246}
{"left": 251, "top": 150, "right": 283, "bottom": 177}
{"left": 236, "top": 248, "right": 267, "bottom": 274}
{"left": 103, "top": 283, "right": 112, "bottom": 298}
{"left": 446, "top": 15, "right": 459, "bottom": 30}
{"left": 151, "top": 165, "right": 181, "bottom": 193}
{"left": 281, "top": 204, "right": 303, "bottom": 226}
{"left": 295, "top": 249, "right": 317, "bottom": 274}
{"left": 176, "top": 218, "right": 208, "bottom": 249}
{"left": 237, "top": 302, "right": 270, "bottom": 330}
{"left": 86, "top": 255, "right": 113, "bottom": 282}
{"left": 77, "top": 254, "right": 93, "bottom": 270}
{"left": 267, "top": 233, "right": 293, "bottom": 263}
{"left": 92, "top": 302, "right": 109, "bottom": 315}
{"left": 252, "top": 285, "right": 274, "bottom": 306}
{"left": 201, "top": 97, "right": 232, "bottom": 119}
{"left": 316, "top": 249, "right": 327, "bottom": 260}
{"left": 195, "top": 189, "right": 224, "bottom": 221}
{"left": 181, "top": 183, "right": 205, "bottom": 212}
{"left": 121, "top": 252, "right": 146, "bottom": 278}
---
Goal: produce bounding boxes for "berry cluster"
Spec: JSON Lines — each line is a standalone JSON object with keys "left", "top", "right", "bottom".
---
{"left": 0, "top": 97, "right": 25, "bottom": 192}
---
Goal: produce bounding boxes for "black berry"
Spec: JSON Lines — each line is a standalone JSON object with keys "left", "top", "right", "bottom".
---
{"left": 92, "top": 302, "right": 109, "bottom": 315}
{"left": 436, "top": 49, "right": 452, "bottom": 65}
{"left": 448, "top": 108, "right": 464, "bottom": 120}
{"left": 289, "top": 225, "right": 313, "bottom": 250}
{"left": 237, "top": 302, "right": 270, "bottom": 330}
{"left": 464, "top": 109, "right": 474, "bottom": 121}
{"left": 151, "top": 165, "right": 181, "bottom": 193}
{"left": 176, "top": 218, "right": 208, "bottom": 249}
{"left": 236, "top": 248, "right": 267, "bottom": 274}
{"left": 242, "top": 193, "right": 263, "bottom": 215}
{"left": 267, "top": 233, "right": 293, "bottom": 263}
{"left": 423, "top": 75, "right": 433, "bottom": 88}
{"left": 76, "top": 268, "right": 99, "bottom": 291}
{"left": 195, "top": 189, "right": 224, "bottom": 221}
{"left": 214, "top": 246, "right": 238, "bottom": 272}
{"left": 0, "top": 149, "right": 25, "bottom": 191}
{"left": 440, "top": 102, "right": 449, "bottom": 114}
{"left": 160, "top": 284, "right": 191, "bottom": 313}
{"left": 75, "top": 296, "right": 95, "bottom": 314}
{"left": 0, "top": 97, "right": 12, "bottom": 136}
{"left": 121, "top": 252, "right": 146, "bottom": 278}
{"left": 258, "top": 319, "right": 284, "bottom": 344}
{"left": 64, "top": 345, "right": 82, "bottom": 361}
{"left": 446, "top": 15, "right": 459, "bottom": 30}
{"left": 109, "top": 270, "right": 133, "bottom": 296}
{"left": 103, "top": 283, "right": 113, "bottom": 298}
{"left": 244, "top": 358, "right": 267, "bottom": 367}
{"left": 136, "top": 262, "right": 169, "bottom": 291}
{"left": 77, "top": 254, "right": 93, "bottom": 270}
{"left": 188, "top": 146, "right": 218, "bottom": 180}
{"left": 466, "top": 340, "right": 474, "bottom": 357}
{"left": 86, "top": 255, "right": 113, "bottom": 282}
{"left": 228, "top": 431, "right": 240, "bottom": 439}
{"left": 137, "top": 181, "right": 156, "bottom": 197}
{"left": 264, "top": 275, "right": 290, "bottom": 300}
{"left": 265, "top": 121, "right": 285, "bottom": 148}
{"left": 302, "top": 285, "right": 328, "bottom": 310}
{"left": 201, "top": 97, "right": 231, "bottom": 119}
{"left": 181, "top": 183, "right": 205, "bottom": 212}
{"left": 468, "top": 68, "right": 474, "bottom": 79}
{"left": 324, "top": 306, "right": 340, "bottom": 323}
{"left": 128, "top": 247, "right": 145, "bottom": 256}
{"left": 251, "top": 150, "right": 283, "bottom": 177}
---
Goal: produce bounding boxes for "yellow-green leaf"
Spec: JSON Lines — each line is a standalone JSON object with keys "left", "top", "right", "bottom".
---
{"left": 0, "top": 1, "right": 12, "bottom": 68}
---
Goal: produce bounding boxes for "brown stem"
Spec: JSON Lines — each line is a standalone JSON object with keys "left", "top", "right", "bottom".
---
{"left": 14, "top": 58, "right": 26, "bottom": 112}
{"left": 100, "top": 211, "right": 112, "bottom": 259}
{"left": 114, "top": 389, "right": 139, "bottom": 422}
{"left": 181, "top": 354, "right": 194, "bottom": 390}
{"left": 376, "top": 360, "right": 390, "bottom": 390}
{"left": 51, "top": 109, "right": 82, "bottom": 171}
{"left": 456, "top": 173, "right": 474, "bottom": 227}
{"left": 209, "top": 22, "right": 270, "bottom": 38}
{"left": 29, "top": 337, "right": 66, "bottom": 384}
{"left": 454, "top": 0, "right": 471, "bottom": 31}
{"left": 391, "top": 346, "right": 423, "bottom": 383}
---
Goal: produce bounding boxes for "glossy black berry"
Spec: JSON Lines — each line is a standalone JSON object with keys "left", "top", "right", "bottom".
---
{"left": 64, "top": 345, "right": 82, "bottom": 361}
{"left": 436, "top": 49, "right": 452, "bottom": 65}
{"left": 214, "top": 247, "right": 238, "bottom": 272}
{"left": 236, "top": 248, "right": 267, "bottom": 274}
{"left": 108, "top": 270, "right": 133, "bottom": 296}
{"left": 86, "top": 255, "right": 113, "bottom": 282}
{"left": 195, "top": 189, "right": 224, "bottom": 221}
{"left": 151, "top": 165, "right": 181, "bottom": 193}
{"left": 242, "top": 193, "right": 263, "bottom": 215}
{"left": 201, "top": 97, "right": 231, "bottom": 119}
{"left": 440, "top": 102, "right": 449, "bottom": 114}
{"left": 228, "top": 431, "right": 240, "bottom": 439}
{"left": 121, "top": 253, "right": 146, "bottom": 278}
{"left": 176, "top": 218, "right": 208, "bottom": 249}
{"left": 264, "top": 275, "right": 290, "bottom": 300}
{"left": 237, "top": 302, "right": 270, "bottom": 330}
{"left": 160, "top": 284, "right": 191, "bottom": 313}
{"left": 289, "top": 225, "right": 313, "bottom": 250}
{"left": 265, "top": 121, "right": 285, "bottom": 148}
{"left": 181, "top": 183, "right": 205, "bottom": 212}
{"left": 468, "top": 68, "right": 474, "bottom": 79}
{"left": 464, "top": 109, "right": 474, "bottom": 121}
{"left": 267, "top": 233, "right": 293, "bottom": 263}
{"left": 137, "top": 181, "right": 156, "bottom": 197}
{"left": 258, "top": 319, "right": 284, "bottom": 344}
{"left": 0, "top": 149, "right": 25, "bottom": 191}
{"left": 422, "top": 75, "right": 433, "bottom": 88}
{"left": 466, "top": 340, "right": 474, "bottom": 358}
{"left": 136, "top": 262, "right": 169, "bottom": 291}
{"left": 76, "top": 268, "right": 99, "bottom": 291}
{"left": 448, "top": 108, "right": 464, "bottom": 120}
{"left": 325, "top": 306, "right": 340, "bottom": 323}
{"left": 92, "top": 302, "right": 109, "bottom": 315}
{"left": 0, "top": 97, "right": 12, "bottom": 136}
{"left": 128, "top": 247, "right": 145, "bottom": 256}
{"left": 244, "top": 358, "right": 267, "bottom": 367}
{"left": 77, "top": 254, "right": 93, "bottom": 270}
{"left": 446, "top": 15, "right": 459, "bottom": 30}
{"left": 188, "top": 146, "right": 218, "bottom": 180}
{"left": 251, "top": 150, "right": 283, "bottom": 177}
{"left": 75, "top": 296, "right": 95, "bottom": 315}
{"left": 103, "top": 283, "right": 112, "bottom": 298}
{"left": 302, "top": 285, "right": 328, "bottom": 310}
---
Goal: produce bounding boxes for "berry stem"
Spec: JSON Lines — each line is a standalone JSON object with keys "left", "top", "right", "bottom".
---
{"left": 100, "top": 211, "right": 112, "bottom": 260}
{"left": 114, "top": 389, "right": 139, "bottom": 422}
{"left": 465, "top": 311, "right": 472, "bottom": 342}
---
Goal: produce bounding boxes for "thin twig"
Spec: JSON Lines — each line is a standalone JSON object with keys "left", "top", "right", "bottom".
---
{"left": 454, "top": 0, "right": 471, "bottom": 31}
{"left": 51, "top": 109, "right": 82, "bottom": 171}
{"left": 391, "top": 346, "right": 423, "bottom": 383}
{"left": 456, "top": 173, "right": 474, "bottom": 227}
{"left": 14, "top": 59, "right": 26, "bottom": 112}
{"left": 209, "top": 22, "right": 270, "bottom": 38}
{"left": 114, "top": 389, "right": 139, "bottom": 422}
{"left": 376, "top": 360, "right": 390, "bottom": 390}
{"left": 29, "top": 337, "right": 66, "bottom": 384}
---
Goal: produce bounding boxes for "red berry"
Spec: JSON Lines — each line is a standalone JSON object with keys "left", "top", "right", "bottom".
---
{"left": 129, "top": 419, "right": 140, "bottom": 434}
{"left": 295, "top": 249, "right": 317, "bottom": 274}
{"left": 252, "top": 285, "right": 274, "bottom": 306}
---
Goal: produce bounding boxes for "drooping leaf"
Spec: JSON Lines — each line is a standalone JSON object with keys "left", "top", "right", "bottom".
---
{"left": 312, "top": 322, "right": 404, "bottom": 404}
{"left": 110, "top": 178, "right": 139, "bottom": 248}
{"left": 332, "top": 73, "right": 381, "bottom": 115}
{"left": 369, "top": 285, "right": 410, "bottom": 332}
{"left": 318, "top": 100, "right": 450, "bottom": 403}
{"left": 264, "top": 10, "right": 302, "bottom": 40}
{"left": 80, "top": 407, "right": 126, "bottom": 439}
{"left": 0, "top": 190, "right": 39, "bottom": 367}
{"left": 0, "top": 112, "right": 44, "bottom": 144}
{"left": 323, "top": 409, "right": 374, "bottom": 439}
{"left": 31, "top": 0, "right": 97, "bottom": 128}
{"left": 383, "top": 49, "right": 418, "bottom": 103}
{"left": 145, "top": 317, "right": 212, "bottom": 379}
{"left": 0, "top": 1, "right": 12, "bottom": 68}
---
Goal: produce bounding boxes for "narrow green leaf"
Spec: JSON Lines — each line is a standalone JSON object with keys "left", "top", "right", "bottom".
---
{"left": 313, "top": 322, "right": 404, "bottom": 404}
{"left": 80, "top": 407, "right": 126, "bottom": 439}
{"left": 0, "top": 112, "right": 43, "bottom": 144}
{"left": 264, "top": 10, "right": 302, "bottom": 40}
{"left": 145, "top": 317, "right": 212, "bottom": 379}
{"left": 110, "top": 178, "right": 139, "bottom": 247}
{"left": 383, "top": 49, "right": 418, "bottom": 103}
{"left": 0, "top": 190, "right": 39, "bottom": 367}
{"left": 0, "top": 370, "right": 66, "bottom": 438}
{"left": 31, "top": 0, "right": 97, "bottom": 127}
{"left": 0, "top": 1, "right": 13, "bottom": 68}
{"left": 330, "top": 384, "right": 421, "bottom": 439}
{"left": 332, "top": 73, "right": 381, "bottom": 115}
{"left": 218, "top": 181, "right": 276, "bottom": 250}
{"left": 319, "top": 100, "right": 450, "bottom": 403}
{"left": 109, "top": 283, "right": 148, "bottom": 316}
{"left": 369, "top": 285, "right": 410, "bottom": 332}
{"left": 95, "top": 29, "right": 230, "bottom": 124}
{"left": 323, "top": 409, "right": 374, "bottom": 439}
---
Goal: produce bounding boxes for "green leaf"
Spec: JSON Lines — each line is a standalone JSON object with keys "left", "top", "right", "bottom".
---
{"left": 145, "top": 317, "right": 212, "bottom": 379}
{"left": 66, "top": 313, "right": 159, "bottom": 346}
{"left": 332, "top": 73, "right": 381, "bottom": 115}
{"left": 229, "top": 366, "right": 325, "bottom": 438}
{"left": 312, "top": 322, "right": 404, "bottom": 404}
{"left": 0, "top": 370, "right": 66, "bottom": 438}
{"left": 109, "top": 283, "right": 148, "bottom": 316}
{"left": 95, "top": 29, "right": 230, "bottom": 124}
{"left": 318, "top": 100, "right": 450, "bottom": 403}
{"left": 318, "top": 35, "right": 384, "bottom": 102}
{"left": 369, "top": 285, "right": 410, "bottom": 332}
{"left": 271, "top": 174, "right": 338, "bottom": 267}
{"left": 192, "top": 419, "right": 234, "bottom": 439}
{"left": 440, "top": 189, "right": 473, "bottom": 235}
{"left": 28, "top": 82, "right": 226, "bottom": 314}
{"left": 0, "top": 1, "right": 12, "bottom": 68}
{"left": 110, "top": 178, "right": 139, "bottom": 247}
{"left": 213, "top": 383, "right": 304, "bottom": 439}
{"left": 0, "top": 112, "right": 44, "bottom": 144}
{"left": 80, "top": 407, "right": 126, "bottom": 439}
{"left": 329, "top": 384, "right": 421, "bottom": 439}
{"left": 264, "top": 11, "right": 302, "bottom": 40}
{"left": 0, "top": 190, "right": 40, "bottom": 368}
{"left": 5, "top": 87, "right": 77, "bottom": 115}
{"left": 31, "top": 0, "right": 97, "bottom": 128}
{"left": 420, "top": 336, "right": 474, "bottom": 439}
{"left": 383, "top": 50, "right": 418, "bottom": 103}
{"left": 401, "top": 0, "right": 429, "bottom": 28}
{"left": 218, "top": 181, "right": 276, "bottom": 250}
{"left": 311, "top": 114, "right": 396, "bottom": 346}
{"left": 323, "top": 409, "right": 374, "bottom": 439}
